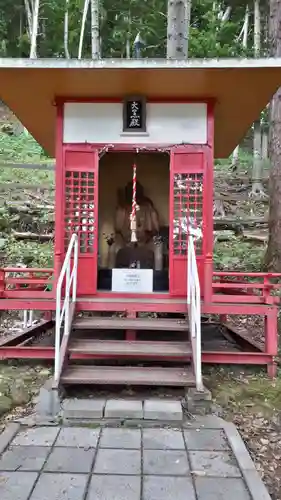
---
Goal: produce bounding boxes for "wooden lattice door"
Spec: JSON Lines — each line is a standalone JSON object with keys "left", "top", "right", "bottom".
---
{"left": 169, "top": 149, "right": 205, "bottom": 296}
{"left": 64, "top": 149, "right": 99, "bottom": 295}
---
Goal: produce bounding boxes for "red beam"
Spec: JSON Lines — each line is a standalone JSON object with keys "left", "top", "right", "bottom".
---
{"left": 0, "top": 347, "right": 55, "bottom": 359}
{"left": 5, "top": 278, "right": 50, "bottom": 285}
{"left": 213, "top": 283, "right": 265, "bottom": 289}
{"left": 0, "top": 299, "right": 55, "bottom": 310}
{"left": 212, "top": 294, "right": 264, "bottom": 304}
{"left": 3, "top": 268, "right": 53, "bottom": 273}
{"left": 203, "top": 302, "right": 273, "bottom": 315}
{"left": 201, "top": 351, "right": 273, "bottom": 364}
{"left": 213, "top": 272, "right": 281, "bottom": 278}
{"left": 0, "top": 298, "right": 277, "bottom": 314}
{"left": 76, "top": 301, "right": 188, "bottom": 313}
{"left": 0, "top": 346, "right": 273, "bottom": 366}
{"left": 4, "top": 291, "right": 54, "bottom": 299}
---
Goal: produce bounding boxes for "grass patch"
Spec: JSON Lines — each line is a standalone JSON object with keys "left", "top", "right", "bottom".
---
{"left": 0, "top": 132, "right": 50, "bottom": 162}
{"left": 214, "top": 239, "right": 264, "bottom": 271}
{"left": 207, "top": 368, "right": 281, "bottom": 418}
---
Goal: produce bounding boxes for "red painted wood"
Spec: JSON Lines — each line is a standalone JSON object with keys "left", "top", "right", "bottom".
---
{"left": 169, "top": 148, "right": 205, "bottom": 296}
{"left": 0, "top": 94, "right": 277, "bottom": 375}
{"left": 5, "top": 278, "right": 50, "bottom": 285}
{"left": 3, "top": 292, "right": 54, "bottom": 299}
{"left": 54, "top": 103, "right": 64, "bottom": 286}
{"left": 0, "top": 269, "right": 4, "bottom": 298}
{"left": 214, "top": 271, "right": 281, "bottom": 278}
{"left": 0, "top": 347, "right": 274, "bottom": 373}
{"left": 0, "top": 299, "right": 56, "bottom": 310}
{"left": 3, "top": 268, "right": 53, "bottom": 273}
{"left": 265, "top": 308, "right": 278, "bottom": 355}
{"left": 203, "top": 102, "right": 215, "bottom": 301}
{"left": 62, "top": 147, "right": 99, "bottom": 295}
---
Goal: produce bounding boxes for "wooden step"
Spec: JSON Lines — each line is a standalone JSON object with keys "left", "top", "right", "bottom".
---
{"left": 72, "top": 317, "right": 188, "bottom": 331}
{"left": 69, "top": 339, "right": 191, "bottom": 358}
{"left": 77, "top": 296, "right": 186, "bottom": 304}
{"left": 61, "top": 365, "right": 194, "bottom": 387}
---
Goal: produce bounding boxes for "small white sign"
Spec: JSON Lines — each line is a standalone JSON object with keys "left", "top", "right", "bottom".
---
{"left": 112, "top": 268, "right": 153, "bottom": 294}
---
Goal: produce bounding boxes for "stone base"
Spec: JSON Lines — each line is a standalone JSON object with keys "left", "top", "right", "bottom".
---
{"left": 60, "top": 398, "right": 183, "bottom": 423}
{"left": 35, "top": 379, "right": 61, "bottom": 421}
{"left": 144, "top": 399, "right": 182, "bottom": 421}
{"left": 182, "top": 387, "right": 212, "bottom": 416}
{"left": 105, "top": 399, "right": 142, "bottom": 419}
{"left": 63, "top": 398, "right": 106, "bottom": 420}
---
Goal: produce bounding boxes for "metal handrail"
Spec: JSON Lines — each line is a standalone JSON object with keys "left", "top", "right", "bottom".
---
{"left": 54, "top": 234, "right": 78, "bottom": 383}
{"left": 187, "top": 228, "right": 203, "bottom": 391}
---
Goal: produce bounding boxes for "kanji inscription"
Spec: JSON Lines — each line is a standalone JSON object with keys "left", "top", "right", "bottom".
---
{"left": 123, "top": 96, "right": 146, "bottom": 132}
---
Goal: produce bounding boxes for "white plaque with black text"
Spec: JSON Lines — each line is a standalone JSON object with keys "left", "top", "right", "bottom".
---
{"left": 111, "top": 269, "right": 153, "bottom": 293}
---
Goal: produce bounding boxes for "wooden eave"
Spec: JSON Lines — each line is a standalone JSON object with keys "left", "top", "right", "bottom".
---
{"left": 1, "top": 58, "right": 281, "bottom": 158}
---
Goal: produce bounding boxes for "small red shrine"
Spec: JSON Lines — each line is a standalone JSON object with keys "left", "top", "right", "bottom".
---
{"left": 0, "top": 58, "right": 281, "bottom": 391}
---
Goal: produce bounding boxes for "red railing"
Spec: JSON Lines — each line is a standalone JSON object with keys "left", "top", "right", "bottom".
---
{"left": 0, "top": 267, "right": 54, "bottom": 298}
{"left": 212, "top": 272, "right": 281, "bottom": 304}
{"left": 1, "top": 266, "right": 281, "bottom": 305}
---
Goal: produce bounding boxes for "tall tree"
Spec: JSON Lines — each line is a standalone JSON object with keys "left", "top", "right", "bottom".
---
{"left": 29, "top": 0, "right": 40, "bottom": 58}
{"left": 167, "top": 0, "right": 192, "bottom": 59}
{"left": 78, "top": 0, "right": 90, "bottom": 59}
{"left": 64, "top": 0, "right": 70, "bottom": 58}
{"left": 90, "top": 0, "right": 100, "bottom": 58}
{"left": 250, "top": 0, "right": 265, "bottom": 197}
{"left": 231, "top": 4, "right": 249, "bottom": 170}
{"left": 264, "top": 0, "right": 281, "bottom": 270}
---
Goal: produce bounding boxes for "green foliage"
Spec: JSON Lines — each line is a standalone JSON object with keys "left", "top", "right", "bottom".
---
{"left": 0, "top": 0, "right": 268, "bottom": 59}
{"left": 0, "top": 133, "right": 54, "bottom": 269}
{"left": 5, "top": 238, "right": 53, "bottom": 267}
{"left": 214, "top": 239, "right": 264, "bottom": 271}
{"left": 0, "top": 132, "right": 49, "bottom": 162}
{"left": 0, "top": 132, "right": 54, "bottom": 186}
{"left": 0, "top": 165, "right": 54, "bottom": 186}
{"left": 189, "top": 1, "right": 249, "bottom": 58}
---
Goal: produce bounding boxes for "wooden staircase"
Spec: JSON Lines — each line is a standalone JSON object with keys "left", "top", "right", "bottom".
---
{"left": 59, "top": 315, "right": 195, "bottom": 388}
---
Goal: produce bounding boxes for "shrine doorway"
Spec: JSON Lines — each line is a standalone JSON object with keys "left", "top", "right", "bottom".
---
{"left": 97, "top": 151, "right": 170, "bottom": 293}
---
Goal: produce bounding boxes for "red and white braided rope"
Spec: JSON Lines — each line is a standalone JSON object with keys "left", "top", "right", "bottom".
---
{"left": 130, "top": 163, "right": 137, "bottom": 242}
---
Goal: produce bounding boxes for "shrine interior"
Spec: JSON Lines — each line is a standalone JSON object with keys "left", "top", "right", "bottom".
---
{"left": 97, "top": 152, "right": 170, "bottom": 292}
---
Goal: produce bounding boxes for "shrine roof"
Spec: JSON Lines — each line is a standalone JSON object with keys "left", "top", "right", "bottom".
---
{"left": 1, "top": 57, "right": 281, "bottom": 158}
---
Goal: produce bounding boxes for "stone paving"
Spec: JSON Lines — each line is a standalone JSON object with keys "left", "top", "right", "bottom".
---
{"left": 0, "top": 419, "right": 271, "bottom": 500}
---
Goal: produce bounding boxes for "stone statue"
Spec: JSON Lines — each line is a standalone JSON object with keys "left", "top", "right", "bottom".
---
{"left": 107, "top": 181, "right": 163, "bottom": 270}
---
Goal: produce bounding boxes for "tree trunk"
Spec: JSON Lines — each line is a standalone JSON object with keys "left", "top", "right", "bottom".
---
{"left": 250, "top": 0, "right": 265, "bottom": 196}
{"left": 125, "top": 12, "right": 131, "bottom": 59}
{"left": 90, "top": 0, "right": 100, "bottom": 59}
{"left": 221, "top": 6, "right": 232, "bottom": 22}
{"left": 264, "top": 0, "right": 281, "bottom": 270}
{"left": 167, "top": 0, "right": 191, "bottom": 59}
{"left": 262, "top": 131, "right": 268, "bottom": 159}
{"left": 64, "top": 0, "right": 70, "bottom": 58}
{"left": 251, "top": 119, "right": 266, "bottom": 195}
{"left": 242, "top": 4, "right": 249, "bottom": 47}
{"left": 30, "top": 0, "right": 40, "bottom": 58}
{"left": 232, "top": 5, "right": 249, "bottom": 167}
{"left": 231, "top": 145, "right": 239, "bottom": 169}
{"left": 78, "top": 0, "right": 90, "bottom": 59}
{"left": 24, "top": 0, "right": 33, "bottom": 42}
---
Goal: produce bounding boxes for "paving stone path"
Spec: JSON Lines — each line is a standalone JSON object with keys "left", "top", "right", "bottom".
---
{"left": 0, "top": 416, "right": 271, "bottom": 500}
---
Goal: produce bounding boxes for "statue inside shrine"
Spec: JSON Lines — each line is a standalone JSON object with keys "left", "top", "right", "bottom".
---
{"left": 107, "top": 180, "right": 163, "bottom": 270}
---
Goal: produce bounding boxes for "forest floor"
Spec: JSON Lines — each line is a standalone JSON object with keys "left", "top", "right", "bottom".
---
{"left": 0, "top": 132, "right": 280, "bottom": 499}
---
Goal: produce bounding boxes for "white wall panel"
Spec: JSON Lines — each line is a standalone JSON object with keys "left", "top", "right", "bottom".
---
{"left": 63, "top": 102, "right": 207, "bottom": 145}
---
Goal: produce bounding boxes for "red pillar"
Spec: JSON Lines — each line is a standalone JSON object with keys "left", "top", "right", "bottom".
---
{"left": 265, "top": 307, "right": 278, "bottom": 378}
